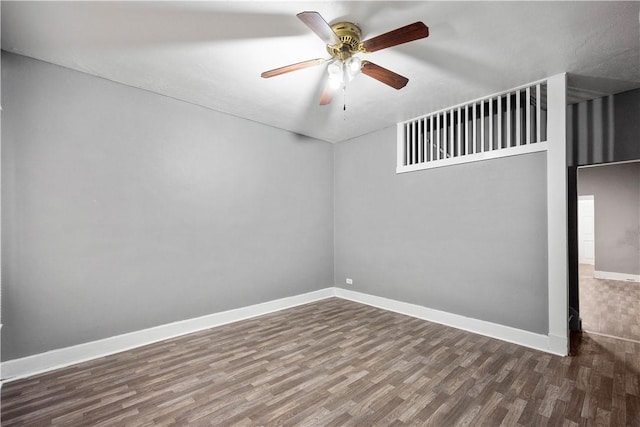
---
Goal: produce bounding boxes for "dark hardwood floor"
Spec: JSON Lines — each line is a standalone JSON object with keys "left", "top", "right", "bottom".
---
{"left": 579, "top": 263, "right": 640, "bottom": 343}
{"left": 3, "top": 297, "right": 640, "bottom": 426}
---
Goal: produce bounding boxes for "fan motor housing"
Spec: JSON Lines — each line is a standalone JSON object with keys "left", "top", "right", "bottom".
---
{"left": 328, "top": 22, "right": 362, "bottom": 60}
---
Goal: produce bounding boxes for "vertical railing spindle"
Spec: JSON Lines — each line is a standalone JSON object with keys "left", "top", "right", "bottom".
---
{"left": 497, "top": 95, "right": 502, "bottom": 149}
{"left": 430, "top": 117, "right": 434, "bottom": 161}
{"left": 436, "top": 113, "right": 441, "bottom": 160}
{"left": 480, "top": 101, "right": 485, "bottom": 152}
{"left": 489, "top": 98, "right": 494, "bottom": 151}
{"left": 465, "top": 104, "right": 470, "bottom": 155}
{"left": 409, "top": 122, "right": 415, "bottom": 164}
{"left": 449, "top": 110, "right": 456, "bottom": 157}
{"left": 507, "top": 94, "right": 512, "bottom": 148}
{"left": 404, "top": 123, "right": 408, "bottom": 165}
{"left": 526, "top": 86, "right": 531, "bottom": 145}
{"left": 442, "top": 113, "right": 447, "bottom": 159}
{"left": 516, "top": 90, "right": 521, "bottom": 146}
{"left": 472, "top": 103, "right": 477, "bottom": 154}
{"left": 536, "top": 84, "right": 541, "bottom": 143}
{"left": 457, "top": 107, "right": 462, "bottom": 157}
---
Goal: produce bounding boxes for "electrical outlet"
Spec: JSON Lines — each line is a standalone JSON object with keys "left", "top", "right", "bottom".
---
{"left": 346, "top": 278, "right": 353, "bottom": 285}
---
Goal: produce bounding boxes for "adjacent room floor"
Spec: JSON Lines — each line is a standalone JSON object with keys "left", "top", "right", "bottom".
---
{"left": 3, "top": 298, "right": 640, "bottom": 426}
{"left": 579, "top": 264, "right": 640, "bottom": 343}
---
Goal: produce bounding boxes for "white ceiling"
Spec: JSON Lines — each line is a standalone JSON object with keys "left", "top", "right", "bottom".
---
{"left": 3, "top": 1, "right": 640, "bottom": 143}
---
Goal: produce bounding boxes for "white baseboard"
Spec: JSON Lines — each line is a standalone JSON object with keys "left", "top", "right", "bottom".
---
{"left": 334, "top": 288, "right": 567, "bottom": 356}
{"left": 547, "top": 333, "right": 569, "bottom": 355}
{"left": 1, "top": 288, "right": 335, "bottom": 382}
{"left": 3, "top": 286, "right": 569, "bottom": 381}
{"left": 594, "top": 270, "right": 640, "bottom": 283}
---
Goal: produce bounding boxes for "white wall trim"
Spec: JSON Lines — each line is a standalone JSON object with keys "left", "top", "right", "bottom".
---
{"left": 594, "top": 270, "right": 640, "bottom": 283}
{"left": 1, "top": 288, "right": 335, "bottom": 382}
{"left": 334, "top": 288, "right": 565, "bottom": 356}
{"left": 397, "top": 142, "right": 548, "bottom": 174}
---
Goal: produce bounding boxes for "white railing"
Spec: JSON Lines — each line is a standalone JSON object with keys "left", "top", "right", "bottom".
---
{"left": 397, "top": 80, "right": 548, "bottom": 173}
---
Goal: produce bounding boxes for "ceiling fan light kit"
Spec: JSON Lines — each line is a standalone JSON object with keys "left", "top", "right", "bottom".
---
{"left": 261, "top": 11, "right": 429, "bottom": 105}
{"left": 327, "top": 56, "right": 362, "bottom": 90}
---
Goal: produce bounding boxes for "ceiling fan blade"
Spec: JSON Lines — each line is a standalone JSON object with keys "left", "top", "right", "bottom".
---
{"left": 319, "top": 79, "right": 336, "bottom": 105}
{"left": 361, "top": 22, "right": 429, "bottom": 53}
{"left": 297, "top": 11, "right": 341, "bottom": 45}
{"left": 261, "top": 58, "right": 326, "bottom": 78}
{"left": 361, "top": 61, "right": 409, "bottom": 89}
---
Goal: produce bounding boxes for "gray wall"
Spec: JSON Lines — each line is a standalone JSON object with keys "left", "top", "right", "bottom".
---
{"left": 334, "top": 126, "right": 549, "bottom": 334}
{"left": 1, "top": 52, "right": 334, "bottom": 360}
{"left": 578, "top": 162, "right": 640, "bottom": 275}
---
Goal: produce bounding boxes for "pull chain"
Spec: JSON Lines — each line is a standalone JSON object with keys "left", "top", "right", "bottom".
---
{"left": 343, "top": 84, "right": 347, "bottom": 119}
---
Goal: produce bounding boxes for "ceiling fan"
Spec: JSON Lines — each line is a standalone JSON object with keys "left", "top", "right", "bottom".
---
{"left": 261, "top": 11, "right": 429, "bottom": 105}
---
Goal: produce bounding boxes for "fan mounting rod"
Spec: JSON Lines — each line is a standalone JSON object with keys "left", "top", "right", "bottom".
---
{"left": 327, "top": 22, "right": 362, "bottom": 60}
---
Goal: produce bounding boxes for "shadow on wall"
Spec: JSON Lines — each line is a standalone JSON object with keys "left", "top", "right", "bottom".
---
{"left": 567, "top": 87, "right": 640, "bottom": 167}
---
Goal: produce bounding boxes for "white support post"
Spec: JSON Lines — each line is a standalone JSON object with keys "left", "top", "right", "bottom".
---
{"left": 546, "top": 73, "right": 568, "bottom": 356}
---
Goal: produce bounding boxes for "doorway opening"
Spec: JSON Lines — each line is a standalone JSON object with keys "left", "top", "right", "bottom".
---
{"left": 576, "top": 160, "right": 640, "bottom": 343}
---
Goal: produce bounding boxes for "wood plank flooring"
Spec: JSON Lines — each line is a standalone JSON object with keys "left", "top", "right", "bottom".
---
{"left": 3, "top": 297, "right": 640, "bottom": 426}
{"left": 580, "top": 263, "right": 640, "bottom": 342}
